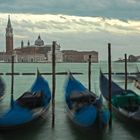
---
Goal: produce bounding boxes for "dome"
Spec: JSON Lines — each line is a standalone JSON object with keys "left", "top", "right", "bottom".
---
{"left": 34, "top": 35, "right": 44, "bottom": 46}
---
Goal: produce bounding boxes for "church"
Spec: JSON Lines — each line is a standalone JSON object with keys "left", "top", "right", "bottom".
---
{"left": 0, "top": 16, "right": 63, "bottom": 62}
{"left": 0, "top": 16, "right": 98, "bottom": 63}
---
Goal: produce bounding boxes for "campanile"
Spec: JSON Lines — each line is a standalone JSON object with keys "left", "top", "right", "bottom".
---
{"left": 6, "top": 15, "right": 13, "bottom": 54}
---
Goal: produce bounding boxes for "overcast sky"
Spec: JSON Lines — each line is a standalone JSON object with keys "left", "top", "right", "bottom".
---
{"left": 0, "top": 0, "right": 140, "bottom": 60}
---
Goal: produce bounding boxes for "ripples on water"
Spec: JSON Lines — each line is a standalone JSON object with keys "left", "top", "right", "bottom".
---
{"left": 0, "top": 62, "right": 140, "bottom": 140}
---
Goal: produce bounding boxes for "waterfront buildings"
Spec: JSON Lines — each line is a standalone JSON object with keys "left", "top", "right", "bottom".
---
{"left": 62, "top": 50, "right": 98, "bottom": 62}
{"left": 128, "top": 55, "right": 140, "bottom": 62}
{"left": 0, "top": 16, "right": 98, "bottom": 63}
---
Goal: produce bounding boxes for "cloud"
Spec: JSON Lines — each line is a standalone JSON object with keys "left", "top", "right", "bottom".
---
{"left": 0, "top": 13, "right": 140, "bottom": 60}
{"left": 1, "top": 13, "right": 139, "bottom": 34}
{"left": 0, "top": 0, "right": 139, "bottom": 20}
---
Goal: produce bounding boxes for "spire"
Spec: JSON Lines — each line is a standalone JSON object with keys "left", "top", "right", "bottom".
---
{"left": 7, "top": 15, "right": 12, "bottom": 28}
{"left": 21, "top": 40, "right": 24, "bottom": 48}
{"left": 6, "top": 15, "right": 13, "bottom": 54}
{"left": 38, "top": 34, "right": 41, "bottom": 39}
{"left": 6, "top": 15, "right": 13, "bottom": 36}
{"left": 27, "top": 40, "right": 30, "bottom": 46}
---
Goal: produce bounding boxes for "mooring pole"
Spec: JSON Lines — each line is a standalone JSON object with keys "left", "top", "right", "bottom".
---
{"left": 124, "top": 54, "right": 127, "bottom": 92}
{"left": 52, "top": 41, "right": 56, "bottom": 128}
{"left": 108, "top": 43, "right": 112, "bottom": 128}
{"left": 88, "top": 55, "right": 91, "bottom": 92}
{"left": 11, "top": 55, "right": 14, "bottom": 108}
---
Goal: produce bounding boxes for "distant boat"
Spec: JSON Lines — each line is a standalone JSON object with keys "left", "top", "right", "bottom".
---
{"left": 0, "top": 76, "right": 5, "bottom": 101}
{"left": 64, "top": 73, "right": 109, "bottom": 128}
{"left": 0, "top": 71, "right": 51, "bottom": 130}
{"left": 100, "top": 71, "right": 140, "bottom": 127}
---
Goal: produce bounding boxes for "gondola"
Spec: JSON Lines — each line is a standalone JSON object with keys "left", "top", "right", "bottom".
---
{"left": 0, "top": 71, "right": 51, "bottom": 130}
{"left": 64, "top": 73, "right": 109, "bottom": 128}
{"left": 100, "top": 71, "right": 140, "bottom": 127}
{"left": 0, "top": 76, "right": 5, "bottom": 101}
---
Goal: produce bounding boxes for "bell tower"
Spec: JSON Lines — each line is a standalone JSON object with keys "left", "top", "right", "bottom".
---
{"left": 6, "top": 15, "right": 13, "bottom": 54}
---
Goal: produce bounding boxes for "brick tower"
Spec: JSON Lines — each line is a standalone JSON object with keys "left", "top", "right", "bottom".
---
{"left": 6, "top": 15, "right": 13, "bottom": 54}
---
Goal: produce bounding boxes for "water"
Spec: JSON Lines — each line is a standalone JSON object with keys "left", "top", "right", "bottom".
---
{"left": 0, "top": 62, "right": 140, "bottom": 140}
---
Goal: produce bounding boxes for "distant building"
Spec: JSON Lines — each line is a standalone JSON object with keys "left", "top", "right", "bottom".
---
{"left": 116, "top": 55, "right": 140, "bottom": 62}
{"left": 14, "top": 35, "right": 52, "bottom": 60}
{"left": 0, "top": 16, "right": 98, "bottom": 63}
{"left": 0, "top": 16, "right": 14, "bottom": 62}
{"left": 14, "top": 36, "right": 64, "bottom": 62}
{"left": 62, "top": 50, "right": 98, "bottom": 63}
{"left": 48, "top": 44, "right": 63, "bottom": 62}
{"left": 13, "top": 52, "right": 45, "bottom": 63}
{"left": 0, "top": 16, "right": 63, "bottom": 62}
{"left": 128, "top": 55, "right": 139, "bottom": 62}
{"left": 6, "top": 15, "right": 13, "bottom": 54}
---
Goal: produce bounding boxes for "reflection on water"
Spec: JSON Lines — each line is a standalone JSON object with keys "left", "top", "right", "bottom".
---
{"left": 0, "top": 117, "right": 49, "bottom": 140}
{"left": 66, "top": 116, "right": 106, "bottom": 140}
{"left": 112, "top": 118, "right": 140, "bottom": 140}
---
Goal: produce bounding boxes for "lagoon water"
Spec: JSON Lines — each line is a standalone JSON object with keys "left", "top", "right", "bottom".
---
{"left": 0, "top": 62, "right": 140, "bottom": 140}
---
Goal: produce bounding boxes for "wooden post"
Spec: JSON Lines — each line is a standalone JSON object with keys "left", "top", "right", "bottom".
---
{"left": 11, "top": 55, "right": 14, "bottom": 108}
{"left": 108, "top": 43, "right": 112, "bottom": 128}
{"left": 52, "top": 41, "right": 56, "bottom": 128}
{"left": 124, "top": 54, "right": 127, "bottom": 91}
{"left": 88, "top": 55, "right": 91, "bottom": 92}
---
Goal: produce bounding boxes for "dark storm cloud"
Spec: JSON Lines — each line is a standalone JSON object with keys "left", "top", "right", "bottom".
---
{"left": 0, "top": 0, "right": 139, "bottom": 20}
